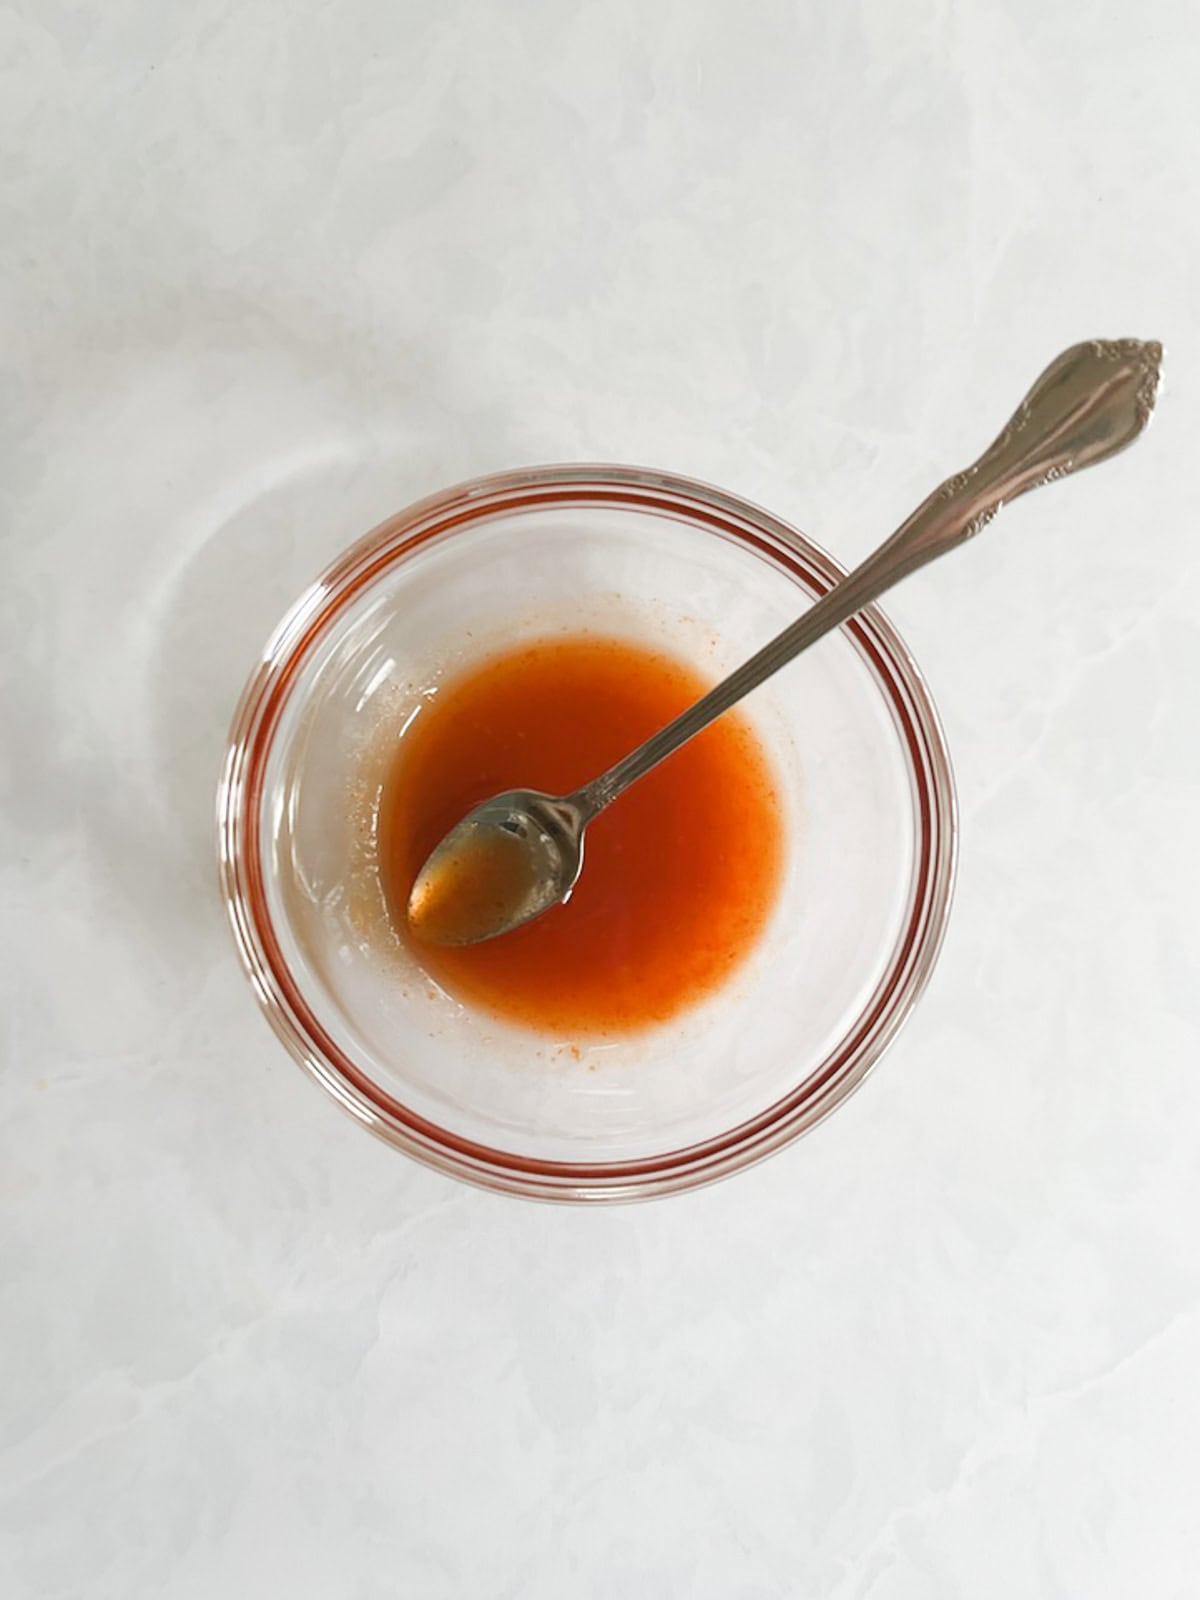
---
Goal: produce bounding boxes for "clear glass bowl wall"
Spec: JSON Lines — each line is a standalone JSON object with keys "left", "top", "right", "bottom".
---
{"left": 219, "top": 467, "right": 956, "bottom": 1200}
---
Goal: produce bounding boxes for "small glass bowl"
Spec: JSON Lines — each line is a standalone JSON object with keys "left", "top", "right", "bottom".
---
{"left": 218, "top": 466, "right": 956, "bottom": 1201}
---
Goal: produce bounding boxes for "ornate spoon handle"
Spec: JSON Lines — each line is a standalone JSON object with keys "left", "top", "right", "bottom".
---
{"left": 577, "top": 339, "right": 1163, "bottom": 817}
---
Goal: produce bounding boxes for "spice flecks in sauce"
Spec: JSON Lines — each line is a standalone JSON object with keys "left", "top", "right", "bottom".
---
{"left": 379, "top": 634, "right": 783, "bottom": 1035}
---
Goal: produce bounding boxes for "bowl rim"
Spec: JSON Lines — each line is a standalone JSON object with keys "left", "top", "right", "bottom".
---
{"left": 217, "top": 463, "right": 957, "bottom": 1201}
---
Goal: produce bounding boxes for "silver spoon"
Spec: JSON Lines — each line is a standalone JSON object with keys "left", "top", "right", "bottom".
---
{"left": 408, "top": 338, "right": 1163, "bottom": 947}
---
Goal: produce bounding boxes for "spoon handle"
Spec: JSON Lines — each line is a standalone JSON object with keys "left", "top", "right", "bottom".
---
{"left": 575, "top": 338, "right": 1163, "bottom": 819}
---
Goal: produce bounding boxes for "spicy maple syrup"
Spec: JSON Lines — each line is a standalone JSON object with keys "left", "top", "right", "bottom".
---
{"left": 378, "top": 634, "right": 783, "bottom": 1034}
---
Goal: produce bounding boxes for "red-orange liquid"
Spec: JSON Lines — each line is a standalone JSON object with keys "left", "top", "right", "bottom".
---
{"left": 378, "top": 634, "right": 784, "bottom": 1035}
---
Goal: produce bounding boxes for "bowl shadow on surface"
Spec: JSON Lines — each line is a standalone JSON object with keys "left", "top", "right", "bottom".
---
{"left": 69, "top": 346, "right": 536, "bottom": 978}
{"left": 139, "top": 446, "right": 477, "bottom": 968}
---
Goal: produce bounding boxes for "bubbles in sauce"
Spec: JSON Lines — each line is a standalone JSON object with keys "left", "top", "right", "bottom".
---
{"left": 378, "top": 634, "right": 784, "bottom": 1035}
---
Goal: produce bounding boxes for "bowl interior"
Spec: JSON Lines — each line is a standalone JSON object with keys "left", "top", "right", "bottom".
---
{"left": 227, "top": 472, "right": 953, "bottom": 1194}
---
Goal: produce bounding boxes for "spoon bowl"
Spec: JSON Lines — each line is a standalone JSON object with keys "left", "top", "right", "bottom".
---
{"left": 408, "top": 788, "right": 586, "bottom": 945}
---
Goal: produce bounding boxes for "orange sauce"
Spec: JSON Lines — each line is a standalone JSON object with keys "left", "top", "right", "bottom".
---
{"left": 378, "top": 634, "right": 784, "bottom": 1035}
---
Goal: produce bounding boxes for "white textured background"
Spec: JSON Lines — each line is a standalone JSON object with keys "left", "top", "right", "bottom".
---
{"left": 3, "top": 2, "right": 1199, "bottom": 1596}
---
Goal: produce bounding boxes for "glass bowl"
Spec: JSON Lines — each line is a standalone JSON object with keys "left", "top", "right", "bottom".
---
{"left": 218, "top": 465, "right": 956, "bottom": 1201}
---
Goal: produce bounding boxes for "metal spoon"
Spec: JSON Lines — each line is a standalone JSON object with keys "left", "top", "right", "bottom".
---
{"left": 408, "top": 338, "right": 1163, "bottom": 947}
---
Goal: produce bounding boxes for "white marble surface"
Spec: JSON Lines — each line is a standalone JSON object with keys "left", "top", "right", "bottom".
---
{"left": 3, "top": 1, "right": 1200, "bottom": 1594}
